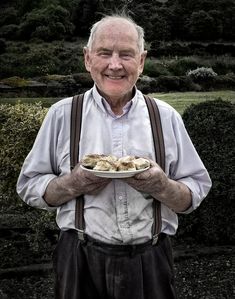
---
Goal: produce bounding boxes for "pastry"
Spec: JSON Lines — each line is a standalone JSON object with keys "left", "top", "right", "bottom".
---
{"left": 118, "top": 155, "right": 135, "bottom": 163}
{"left": 93, "top": 159, "right": 117, "bottom": 171}
{"left": 133, "top": 158, "right": 150, "bottom": 170}
{"left": 117, "top": 161, "right": 136, "bottom": 171}
{"left": 81, "top": 154, "right": 105, "bottom": 169}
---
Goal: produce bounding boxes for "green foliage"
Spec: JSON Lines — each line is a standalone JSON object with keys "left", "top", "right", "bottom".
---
{"left": 186, "top": 10, "right": 216, "bottom": 40}
{"left": 18, "top": 4, "right": 74, "bottom": 41}
{"left": 187, "top": 67, "right": 217, "bottom": 81}
{"left": 0, "top": 76, "right": 30, "bottom": 87}
{"left": 0, "top": 102, "right": 58, "bottom": 256}
{"left": 0, "top": 24, "right": 20, "bottom": 39}
{"left": 0, "top": 0, "right": 234, "bottom": 42}
{"left": 0, "top": 6, "right": 19, "bottom": 27}
{"left": 167, "top": 57, "right": 203, "bottom": 76}
{"left": 143, "top": 58, "right": 170, "bottom": 77}
{"left": 213, "top": 73, "right": 235, "bottom": 90}
{"left": 155, "top": 75, "right": 196, "bottom": 92}
{"left": 179, "top": 99, "right": 235, "bottom": 245}
{"left": 0, "top": 40, "right": 86, "bottom": 78}
{"left": 186, "top": 67, "right": 218, "bottom": 90}
{"left": 0, "top": 38, "right": 6, "bottom": 54}
{"left": 150, "top": 41, "right": 235, "bottom": 57}
{"left": 0, "top": 102, "right": 47, "bottom": 201}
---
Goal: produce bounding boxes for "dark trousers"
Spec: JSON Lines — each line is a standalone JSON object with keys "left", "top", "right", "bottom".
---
{"left": 53, "top": 230, "right": 177, "bottom": 299}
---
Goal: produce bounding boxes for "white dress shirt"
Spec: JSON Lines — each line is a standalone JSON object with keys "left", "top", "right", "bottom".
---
{"left": 17, "top": 85, "right": 212, "bottom": 244}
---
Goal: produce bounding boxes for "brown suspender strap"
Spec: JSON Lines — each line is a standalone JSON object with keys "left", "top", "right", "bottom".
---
{"left": 144, "top": 95, "right": 165, "bottom": 244}
{"left": 70, "top": 94, "right": 165, "bottom": 244}
{"left": 70, "top": 94, "right": 85, "bottom": 240}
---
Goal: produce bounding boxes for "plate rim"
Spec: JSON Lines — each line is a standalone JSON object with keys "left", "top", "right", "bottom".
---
{"left": 80, "top": 165, "right": 150, "bottom": 178}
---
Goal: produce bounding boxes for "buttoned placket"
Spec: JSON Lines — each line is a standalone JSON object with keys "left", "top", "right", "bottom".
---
{"left": 99, "top": 94, "right": 134, "bottom": 243}
{"left": 111, "top": 115, "right": 134, "bottom": 243}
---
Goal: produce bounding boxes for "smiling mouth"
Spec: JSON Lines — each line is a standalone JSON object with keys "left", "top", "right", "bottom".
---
{"left": 105, "top": 75, "right": 125, "bottom": 80}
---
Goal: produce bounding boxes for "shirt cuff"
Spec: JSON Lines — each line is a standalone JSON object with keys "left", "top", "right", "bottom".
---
{"left": 176, "top": 178, "right": 203, "bottom": 214}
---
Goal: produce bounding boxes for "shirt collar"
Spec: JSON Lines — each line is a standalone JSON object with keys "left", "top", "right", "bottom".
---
{"left": 91, "top": 84, "right": 138, "bottom": 118}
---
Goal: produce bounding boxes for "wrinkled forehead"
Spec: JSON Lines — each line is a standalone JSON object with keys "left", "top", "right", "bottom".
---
{"left": 92, "top": 19, "right": 139, "bottom": 49}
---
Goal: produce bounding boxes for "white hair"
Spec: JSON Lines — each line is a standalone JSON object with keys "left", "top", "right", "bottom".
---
{"left": 86, "top": 15, "right": 145, "bottom": 53}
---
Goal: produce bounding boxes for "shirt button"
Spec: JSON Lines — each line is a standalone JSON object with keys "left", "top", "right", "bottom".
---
{"left": 119, "top": 196, "right": 123, "bottom": 200}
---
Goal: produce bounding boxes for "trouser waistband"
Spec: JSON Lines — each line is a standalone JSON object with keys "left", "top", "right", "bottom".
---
{"left": 63, "top": 229, "right": 166, "bottom": 255}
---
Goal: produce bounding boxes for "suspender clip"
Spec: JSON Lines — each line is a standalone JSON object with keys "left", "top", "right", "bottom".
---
{"left": 77, "top": 229, "right": 85, "bottom": 241}
{"left": 152, "top": 234, "right": 159, "bottom": 245}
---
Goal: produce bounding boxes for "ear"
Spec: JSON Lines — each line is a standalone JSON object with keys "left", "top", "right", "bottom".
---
{"left": 138, "top": 50, "right": 147, "bottom": 75}
{"left": 83, "top": 47, "right": 91, "bottom": 72}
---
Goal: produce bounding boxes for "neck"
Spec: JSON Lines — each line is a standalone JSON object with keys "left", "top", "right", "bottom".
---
{"left": 97, "top": 87, "right": 135, "bottom": 115}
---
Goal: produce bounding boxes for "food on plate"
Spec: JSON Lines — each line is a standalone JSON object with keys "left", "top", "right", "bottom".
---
{"left": 117, "top": 161, "right": 136, "bottom": 171}
{"left": 133, "top": 157, "right": 150, "bottom": 170}
{"left": 81, "top": 154, "right": 150, "bottom": 172}
{"left": 118, "top": 155, "right": 135, "bottom": 163}
{"left": 93, "top": 159, "right": 117, "bottom": 171}
{"left": 81, "top": 154, "right": 105, "bottom": 169}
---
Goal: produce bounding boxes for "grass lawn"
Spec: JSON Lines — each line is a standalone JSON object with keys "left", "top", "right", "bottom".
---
{"left": 0, "top": 90, "right": 234, "bottom": 114}
{"left": 149, "top": 90, "right": 235, "bottom": 114}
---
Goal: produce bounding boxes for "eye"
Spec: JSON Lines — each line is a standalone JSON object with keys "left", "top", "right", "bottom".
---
{"left": 98, "top": 51, "right": 111, "bottom": 57}
{"left": 120, "top": 52, "right": 134, "bottom": 60}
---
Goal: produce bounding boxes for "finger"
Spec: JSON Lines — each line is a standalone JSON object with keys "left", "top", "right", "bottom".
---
{"left": 135, "top": 169, "right": 151, "bottom": 180}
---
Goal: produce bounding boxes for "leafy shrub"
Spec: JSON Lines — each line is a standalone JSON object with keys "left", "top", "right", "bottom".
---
{"left": 168, "top": 57, "right": 204, "bottom": 76}
{"left": 0, "top": 24, "right": 20, "bottom": 39}
{"left": 187, "top": 67, "right": 218, "bottom": 81}
{"left": 0, "top": 7, "right": 19, "bottom": 27}
{"left": 73, "top": 72, "right": 93, "bottom": 87}
{"left": 213, "top": 73, "right": 235, "bottom": 89}
{"left": 150, "top": 41, "right": 191, "bottom": 57}
{"left": 155, "top": 75, "right": 197, "bottom": 92}
{"left": 178, "top": 99, "right": 235, "bottom": 245}
{"left": 136, "top": 75, "right": 158, "bottom": 94}
{"left": 213, "top": 56, "right": 235, "bottom": 75}
{"left": 0, "top": 38, "right": 6, "bottom": 54}
{"left": 143, "top": 58, "right": 170, "bottom": 77}
{"left": 205, "top": 43, "right": 235, "bottom": 56}
{"left": 149, "top": 41, "right": 235, "bottom": 57}
{"left": 0, "top": 76, "right": 30, "bottom": 87}
{"left": 39, "top": 74, "right": 76, "bottom": 84}
{"left": 0, "top": 102, "right": 47, "bottom": 201}
{"left": 0, "top": 102, "right": 57, "bottom": 255}
{"left": 0, "top": 40, "right": 86, "bottom": 78}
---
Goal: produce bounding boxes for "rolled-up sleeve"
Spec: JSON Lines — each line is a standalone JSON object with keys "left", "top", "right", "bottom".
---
{"left": 165, "top": 107, "right": 212, "bottom": 214}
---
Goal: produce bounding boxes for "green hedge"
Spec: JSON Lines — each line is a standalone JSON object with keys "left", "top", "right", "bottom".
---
{"left": 177, "top": 99, "right": 235, "bottom": 245}
{"left": 0, "top": 103, "right": 57, "bottom": 261}
{"left": 0, "top": 102, "right": 47, "bottom": 201}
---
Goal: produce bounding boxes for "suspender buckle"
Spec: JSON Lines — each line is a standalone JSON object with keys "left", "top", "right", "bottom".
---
{"left": 152, "top": 234, "right": 159, "bottom": 245}
{"left": 77, "top": 229, "right": 85, "bottom": 241}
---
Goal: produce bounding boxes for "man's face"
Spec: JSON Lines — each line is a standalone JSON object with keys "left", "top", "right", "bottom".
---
{"left": 84, "top": 19, "right": 147, "bottom": 101}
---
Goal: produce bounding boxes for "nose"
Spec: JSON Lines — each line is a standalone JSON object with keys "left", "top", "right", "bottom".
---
{"left": 108, "top": 54, "right": 123, "bottom": 70}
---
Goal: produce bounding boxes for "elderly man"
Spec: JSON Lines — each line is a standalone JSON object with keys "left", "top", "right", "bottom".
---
{"left": 17, "top": 14, "right": 211, "bottom": 299}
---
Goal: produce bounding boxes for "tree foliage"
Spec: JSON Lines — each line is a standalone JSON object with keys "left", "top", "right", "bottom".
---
{"left": 0, "top": 0, "right": 234, "bottom": 42}
{"left": 18, "top": 4, "right": 74, "bottom": 41}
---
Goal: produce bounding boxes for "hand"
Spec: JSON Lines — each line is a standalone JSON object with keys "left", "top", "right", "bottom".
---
{"left": 71, "top": 163, "right": 111, "bottom": 196}
{"left": 123, "top": 159, "right": 168, "bottom": 197}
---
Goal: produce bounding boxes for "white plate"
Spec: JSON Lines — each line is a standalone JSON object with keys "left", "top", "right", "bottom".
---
{"left": 81, "top": 165, "right": 150, "bottom": 178}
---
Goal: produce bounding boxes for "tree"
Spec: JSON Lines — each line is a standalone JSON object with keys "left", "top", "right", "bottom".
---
{"left": 18, "top": 4, "right": 74, "bottom": 41}
{"left": 186, "top": 10, "right": 216, "bottom": 41}
{"left": 72, "top": 0, "right": 99, "bottom": 36}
